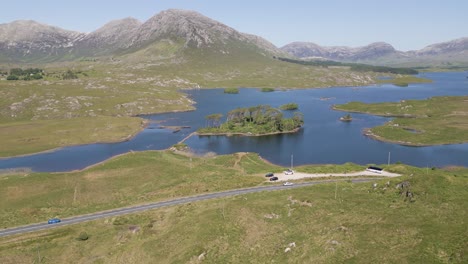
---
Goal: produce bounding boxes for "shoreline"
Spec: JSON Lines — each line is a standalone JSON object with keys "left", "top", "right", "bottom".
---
{"left": 361, "top": 128, "right": 468, "bottom": 147}
{"left": 332, "top": 105, "right": 421, "bottom": 118}
{"left": 196, "top": 127, "right": 301, "bottom": 137}
{"left": 0, "top": 117, "right": 149, "bottom": 160}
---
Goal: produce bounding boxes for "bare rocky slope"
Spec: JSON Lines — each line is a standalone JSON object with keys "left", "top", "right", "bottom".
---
{"left": 0, "top": 20, "right": 84, "bottom": 62}
{"left": 74, "top": 17, "right": 142, "bottom": 56}
{"left": 0, "top": 9, "right": 287, "bottom": 62}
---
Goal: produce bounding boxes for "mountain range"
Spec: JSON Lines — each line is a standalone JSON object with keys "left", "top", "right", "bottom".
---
{"left": 0, "top": 9, "right": 467, "bottom": 66}
{"left": 281, "top": 38, "right": 468, "bottom": 66}
{"left": 0, "top": 9, "right": 287, "bottom": 63}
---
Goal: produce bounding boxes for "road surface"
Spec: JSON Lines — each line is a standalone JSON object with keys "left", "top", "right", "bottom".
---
{"left": 0, "top": 178, "right": 381, "bottom": 237}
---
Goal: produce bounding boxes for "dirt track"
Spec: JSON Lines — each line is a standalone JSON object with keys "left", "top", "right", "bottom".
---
{"left": 274, "top": 170, "right": 401, "bottom": 182}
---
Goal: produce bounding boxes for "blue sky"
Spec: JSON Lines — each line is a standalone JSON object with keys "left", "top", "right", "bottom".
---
{"left": 1, "top": 0, "right": 466, "bottom": 51}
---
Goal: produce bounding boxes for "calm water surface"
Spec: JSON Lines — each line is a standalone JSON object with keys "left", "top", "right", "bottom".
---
{"left": 1, "top": 72, "right": 467, "bottom": 172}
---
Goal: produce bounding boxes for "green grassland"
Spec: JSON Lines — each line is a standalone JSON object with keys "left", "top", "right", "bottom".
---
{"left": 0, "top": 159, "right": 466, "bottom": 263}
{"left": 0, "top": 116, "right": 144, "bottom": 157}
{"left": 0, "top": 150, "right": 374, "bottom": 229}
{"left": 0, "top": 151, "right": 271, "bottom": 228}
{"left": 334, "top": 96, "right": 468, "bottom": 145}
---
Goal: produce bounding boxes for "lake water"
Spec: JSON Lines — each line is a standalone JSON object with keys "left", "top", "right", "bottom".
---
{"left": 1, "top": 72, "right": 467, "bottom": 172}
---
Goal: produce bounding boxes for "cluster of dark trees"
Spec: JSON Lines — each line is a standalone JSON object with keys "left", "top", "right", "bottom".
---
{"left": 62, "top": 70, "right": 79, "bottom": 80}
{"left": 6, "top": 68, "right": 43, "bottom": 80}
{"left": 201, "top": 105, "right": 304, "bottom": 134}
{"left": 276, "top": 57, "right": 419, "bottom": 75}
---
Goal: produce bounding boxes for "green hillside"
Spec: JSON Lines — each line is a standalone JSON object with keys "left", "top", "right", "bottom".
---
{"left": 0, "top": 151, "right": 466, "bottom": 263}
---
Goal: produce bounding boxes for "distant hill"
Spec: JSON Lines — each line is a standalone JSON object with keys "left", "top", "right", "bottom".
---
{"left": 281, "top": 42, "right": 398, "bottom": 61}
{"left": 0, "top": 9, "right": 288, "bottom": 63}
{"left": 281, "top": 38, "right": 468, "bottom": 66}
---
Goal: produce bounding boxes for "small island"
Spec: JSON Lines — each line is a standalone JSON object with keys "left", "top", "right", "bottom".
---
{"left": 261, "top": 88, "right": 275, "bottom": 92}
{"left": 339, "top": 114, "right": 353, "bottom": 122}
{"left": 224, "top": 87, "right": 239, "bottom": 94}
{"left": 198, "top": 104, "right": 304, "bottom": 135}
{"left": 279, "top": 103, "right": 299, "bottom": 110}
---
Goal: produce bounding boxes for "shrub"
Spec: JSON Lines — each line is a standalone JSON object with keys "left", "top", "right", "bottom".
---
{"left": 62, "top": 70, "right": 78, "bottom": 80}
{"left": 77, "top": 232, "right": 89, "bottom": 241}
{"left": 6, "top": 75, "right": 19, "bottom": 80}
{"left": 280, "top": 103, "right": 299, "bottom": 110}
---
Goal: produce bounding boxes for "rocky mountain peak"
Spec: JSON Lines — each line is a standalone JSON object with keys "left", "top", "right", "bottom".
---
{"left": 0, "top": 20, "right": 84, "bottom": 61}
{"left": 133, "top": 9, "right": 239, "bottom": 48}
{"left": 91, "top": 17, "right": 142, "bottom": 36}
{"left": 0, "top": 20, "right": 82, "bottom": 42}
{"left": 77, "top": 17, "right": 142, "bottom": 53}
{"left": 365, "top": 42, "right": 396, "bottom": 51}
{"left": 416, "top": 37, "right": 468, "bottom": 55}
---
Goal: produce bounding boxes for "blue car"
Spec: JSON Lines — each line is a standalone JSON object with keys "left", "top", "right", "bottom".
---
{"left": 48, "top": 218, "right": 61, "bottom": 224}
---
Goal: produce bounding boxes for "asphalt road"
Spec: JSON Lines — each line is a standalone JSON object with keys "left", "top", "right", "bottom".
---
{"left": 0, "top": 178, "right": 381, "bottom": 237}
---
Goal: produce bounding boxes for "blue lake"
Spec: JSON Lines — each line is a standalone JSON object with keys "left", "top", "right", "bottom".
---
{"left": 1, "top": 71, "right": 467, "bottom": 172}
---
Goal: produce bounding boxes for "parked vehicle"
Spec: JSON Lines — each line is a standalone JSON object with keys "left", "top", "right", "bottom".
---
{"left": 48, "top": 218, "right": 61, "bottom": 224}
{"left": 269, "top": 176, "right": 278, "bottom": 181}
{"left": 366, "top": 166, "right": 383, "bottom": 174}
{"left": 265, "top": 172, "right": 274, "bottom": 177}
{"left": 284, "top": 169, "right": 294, "bottom": 175}
{"left": 283, "top": 182, "right": 294, "bottom": 186}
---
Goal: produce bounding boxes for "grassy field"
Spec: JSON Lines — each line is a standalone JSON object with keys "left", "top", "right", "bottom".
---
{"left": 0, "top": 116, "right": 144, "bottom": 157}
{"left": 0, "top": 160, "right": 466, "bottom": 263}
{"left": 0, "top": 151, "right": 272, "bottom": 228}
{"left": 334, "top": 96, "right": 468, "bottom": 145}
{"left": 0, "top": 150, "right": 374, "bottom": 229}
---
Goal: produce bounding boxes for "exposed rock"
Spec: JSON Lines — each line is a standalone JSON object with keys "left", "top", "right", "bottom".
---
{"left": 396, "top": 181, "right": 410, "bottom": 190}
{"left": 264, "top": 213, "right": 280, "bottom": 219}
{"left": 198, "top": 252, "right": 206, "bottom": 261}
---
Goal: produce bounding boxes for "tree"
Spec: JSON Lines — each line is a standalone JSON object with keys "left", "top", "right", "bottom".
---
{"left": 10, "top": 68, "right": 23, "bottom": 76}
{"left": 292, "top": 112, "right": 304, "bottom": 125}
{"left": 62, "top": 70, "right": 78, "bottom": 80}
{"left": 205, "top": 113, "right": 223, "bottom": 127}
{"left": 6, "top": 75, "right": 19, "bottom": 80}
